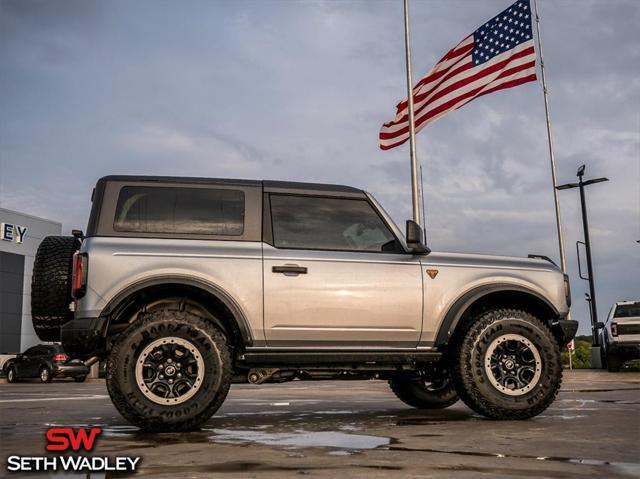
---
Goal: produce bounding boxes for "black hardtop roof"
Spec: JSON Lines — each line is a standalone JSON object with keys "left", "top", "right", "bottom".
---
{"left": 98, "top": 175, "right": 363, "bottom": 195}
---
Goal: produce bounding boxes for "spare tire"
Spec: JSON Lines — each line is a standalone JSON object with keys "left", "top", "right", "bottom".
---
{"left": 31, "top": 236, "right": 81, "bottom": 341}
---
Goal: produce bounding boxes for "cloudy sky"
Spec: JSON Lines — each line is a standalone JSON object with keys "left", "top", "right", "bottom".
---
{"left": 1, "top": 0, "right": 638, "bottom": 334}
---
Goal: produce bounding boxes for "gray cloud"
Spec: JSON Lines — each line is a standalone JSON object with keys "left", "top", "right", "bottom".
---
{"left": 1, "top": 0, "right": 638, "bottom": 334}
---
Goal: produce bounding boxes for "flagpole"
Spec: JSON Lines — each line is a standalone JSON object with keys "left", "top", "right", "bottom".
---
{"left": 403, "top": 0, "right": 421, "bottom": 226}
{"left": 533, "top": 0, "right": 568, "bottom": 275}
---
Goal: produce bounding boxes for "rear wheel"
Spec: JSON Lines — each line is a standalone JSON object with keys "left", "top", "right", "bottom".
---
{"left": 40, "top": 367, "right": 53, "bottom": 383}
{"left": 74, "top": 375, "right": 87, "bottom": 383}
{"left": 7, "top": 366, "right": 17, "bottom": 383}
{"left": 452, "top": 308, "right": 562, "bottom": 420}
{"left": 31, "top": 236, "right": 81, "bottom": 341}
{"left": 107, "top": 309, "right": 232, "bottom": 432}
{"left": 389, "top": 371, "right": 458, "bottom": 409}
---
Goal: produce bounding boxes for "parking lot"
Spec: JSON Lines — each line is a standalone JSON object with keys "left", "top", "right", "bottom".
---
{"left": 1, "top": 370, "right": 639, "bottom": 478}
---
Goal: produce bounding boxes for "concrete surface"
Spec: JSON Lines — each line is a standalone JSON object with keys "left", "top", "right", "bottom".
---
{"left": 1, "top": 370, "right": 639, "bottom": 478}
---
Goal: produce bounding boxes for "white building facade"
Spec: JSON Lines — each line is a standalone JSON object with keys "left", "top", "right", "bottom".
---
{"left": 0, "top": 208, "right": 62, "bottom": 353}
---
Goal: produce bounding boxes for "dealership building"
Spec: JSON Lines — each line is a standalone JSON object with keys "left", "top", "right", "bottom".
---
{"left": 1, "top": 208, "right": 62, "bottom": 354}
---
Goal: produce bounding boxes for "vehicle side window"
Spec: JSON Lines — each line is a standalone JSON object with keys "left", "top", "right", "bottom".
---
{"left": 23, "top": 346, "right": 39, "bottom": 356}
{"left": 114, "top": 186, "right": 245, "bottom": 236}
{"left": 269, "top": 195, "right": 399, "bottom": 253}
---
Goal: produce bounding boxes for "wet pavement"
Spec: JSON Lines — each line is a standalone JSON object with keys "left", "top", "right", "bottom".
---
{"left": 1, "top": 370, "right": 639, "bottom": 478}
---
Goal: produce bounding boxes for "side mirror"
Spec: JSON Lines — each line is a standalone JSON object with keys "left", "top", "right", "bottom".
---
{"left": 406, "top": 220, "right": 430, "bottom": 254}
{"left": 596, "top": 322, "right": 605, "bottom": 330}
{"left": 16, "top": 354, "right": 23, "bottom": 360}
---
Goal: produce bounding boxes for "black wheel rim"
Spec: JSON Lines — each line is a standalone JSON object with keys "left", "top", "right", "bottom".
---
{"left": 135, "top": 337, "right": 205, "bottom": 405}
{"left": 484, "top": 333, "right": 542, "bottom": 396}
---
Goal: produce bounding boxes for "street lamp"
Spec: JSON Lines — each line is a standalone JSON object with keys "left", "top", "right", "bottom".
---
{"left": 556, "top": 165, "right": 608, "bottom": 362}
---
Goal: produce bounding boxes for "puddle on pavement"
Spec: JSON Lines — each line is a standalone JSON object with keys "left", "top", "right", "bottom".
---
{"left": 133, "top": 461, "right": 403, "bottom": 476}
{"left": 101, "top": 425, "right": 140, "bottom": 437}
{"left": 207, "top": 428, "right": 390, "bottom": 450}
{"left": 537, "top": 414, "right": 586, "bottom": 420}
{"left": 328, "top": 450, "right": 357, "bottom": 456}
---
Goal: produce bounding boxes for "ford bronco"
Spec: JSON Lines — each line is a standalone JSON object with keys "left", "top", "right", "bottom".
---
{"left": 31, "top": 176, "right": 576, "bottom": 431}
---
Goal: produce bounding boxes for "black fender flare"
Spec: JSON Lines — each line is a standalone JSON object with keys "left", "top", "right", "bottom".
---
{"left": 100, "top": 275, "right": 254, "bottom": 346}
{"left": 434, "top": 283, "right": 561, "bottom": 346}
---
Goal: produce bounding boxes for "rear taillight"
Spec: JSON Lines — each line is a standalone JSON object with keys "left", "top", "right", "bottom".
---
{"left": 53, "top": 354, "right": 69, "bottom": 363}
{"left": 611, "top": 322, "right": 618, "bottom": 337}
{"left": 71, "top": 252, "right": 88, "bottom": 299}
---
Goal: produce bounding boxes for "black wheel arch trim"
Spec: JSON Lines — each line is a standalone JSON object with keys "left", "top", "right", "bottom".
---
{"left": 434, "top": 283, "right": 562, "bottom": 346}
{"left": 100, "top": 275, "right": 254, "bottom": 346}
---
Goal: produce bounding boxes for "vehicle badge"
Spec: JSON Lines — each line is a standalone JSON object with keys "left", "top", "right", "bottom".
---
{"left": 426, "top": 269, "right": 439, "bottom": 279}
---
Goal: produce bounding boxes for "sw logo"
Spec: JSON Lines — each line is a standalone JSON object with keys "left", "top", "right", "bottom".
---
{"left": 6, "top": 427, "right": 140, "bottom": 473}
{"left": 46, "top": 427, "right": 102, "bottom": 452}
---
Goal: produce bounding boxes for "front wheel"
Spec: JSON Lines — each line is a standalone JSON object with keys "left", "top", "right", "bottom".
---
{"left": 452, "top": 308, "right": 562, "bottom": 420}
{"left": 389, "top": 372, "right": 458, "bottom": 409}
{"left": 106, "top": 309, "right": 232, "bottom": 432}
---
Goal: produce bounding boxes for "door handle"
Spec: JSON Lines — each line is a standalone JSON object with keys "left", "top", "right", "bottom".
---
{"left": 272, "top": 265, "right": 307, "bottom": 275}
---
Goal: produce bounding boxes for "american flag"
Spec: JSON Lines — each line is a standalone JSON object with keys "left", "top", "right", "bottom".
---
{"left": 380, "top": 0, "right": 537, "bottom": 150}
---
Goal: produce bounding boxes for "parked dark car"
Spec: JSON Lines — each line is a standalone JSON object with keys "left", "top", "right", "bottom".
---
{"left": 3, "top": 344, "right": 88, "bottom": 383}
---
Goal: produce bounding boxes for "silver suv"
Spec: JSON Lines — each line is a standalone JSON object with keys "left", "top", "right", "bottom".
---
{"left": 31, "top": 176, "right": 576, "bottom": 431}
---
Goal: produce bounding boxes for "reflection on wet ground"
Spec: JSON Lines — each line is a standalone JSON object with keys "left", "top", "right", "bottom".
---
{"left": 206, "top": 428, "right": 391, "bottom": 449}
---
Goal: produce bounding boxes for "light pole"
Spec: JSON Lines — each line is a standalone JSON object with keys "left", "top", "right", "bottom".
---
{"left": 556, "top": 165, "right": 608, "bottom": 363}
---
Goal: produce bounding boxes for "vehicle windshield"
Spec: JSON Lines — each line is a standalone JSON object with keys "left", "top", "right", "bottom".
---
{"left": 614, "top": 303, "right": 640, "bottom": 318}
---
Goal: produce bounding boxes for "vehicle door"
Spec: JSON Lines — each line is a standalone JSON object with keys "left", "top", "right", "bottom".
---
{"left": 16, "top": 346, "right": 39, "bottom": 377}
{"left": 263, "top": 193, "right": 423, "bottom": 347}
{"left": 39, "top": 346, "right": 56, "bottom": 372}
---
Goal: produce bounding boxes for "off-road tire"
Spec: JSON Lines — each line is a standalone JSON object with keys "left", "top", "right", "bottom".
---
{"left": 74, "top": 375, "right": 87, "bottom": 383}
{"left": 40, "top": 367, "right": 52, "bottom": 383}
{"left": 452, "top": 308, "right": 562, "bottom": 420}
{"left": 6, "top": 366, "right": 17, "bottom": 383}
{"left": 389, "top": 374, "right": 458, "bottom": 409}
{"left": 606, "top": 353, "right": 622, "bottom": 372}
{"left": 107, "top": 309, "right": 232, "bottom": 432}
{"left": 31, "top": 236, "right": 81, "bottom": 341}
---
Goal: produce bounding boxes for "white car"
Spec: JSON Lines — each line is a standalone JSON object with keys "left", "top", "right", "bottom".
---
{"left": 602, "top": 301, "right": 640, "bottom": 372}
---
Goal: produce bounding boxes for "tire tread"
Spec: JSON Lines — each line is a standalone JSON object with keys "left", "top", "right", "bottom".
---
{"left": 107, "top": 310, "right": 232, "bottom": 432}
{"left": 452, "top": 308, "right": 562, "bottom": 420}
{"left": 31, "top": 236, "right": 81, "bottom": 341}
